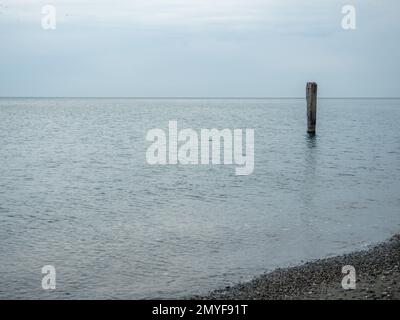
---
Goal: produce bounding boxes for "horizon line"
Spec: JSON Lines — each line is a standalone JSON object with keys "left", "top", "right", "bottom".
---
{"left": 1, "top": 96, "right": 400, "bottom": 100}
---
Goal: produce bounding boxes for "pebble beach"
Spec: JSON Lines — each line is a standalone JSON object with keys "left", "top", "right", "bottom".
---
{"left": 197, "top": 234, "right": 400, "bottom": 300}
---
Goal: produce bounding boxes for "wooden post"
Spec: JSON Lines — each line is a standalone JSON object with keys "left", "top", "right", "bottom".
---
{"left": 306, "top": 82, "right": 317, "bottom": 134}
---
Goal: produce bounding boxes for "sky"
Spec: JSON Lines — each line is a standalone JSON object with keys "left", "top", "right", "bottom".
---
{"left": 0, "top": 0, "right": 399, "bottom": 97}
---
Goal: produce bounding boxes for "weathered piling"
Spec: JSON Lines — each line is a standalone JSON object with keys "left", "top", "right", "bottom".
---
{"left": 306, "top": 82, "right": 317, "bottom": 134}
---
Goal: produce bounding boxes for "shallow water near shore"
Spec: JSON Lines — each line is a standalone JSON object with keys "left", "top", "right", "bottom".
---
{"left": 0, "top": 98, "right": 400, "bottom": 299}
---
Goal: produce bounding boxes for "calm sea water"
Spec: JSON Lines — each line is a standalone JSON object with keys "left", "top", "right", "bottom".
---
{"left": 0, "top": 98, "right": 399, "bottom": 299}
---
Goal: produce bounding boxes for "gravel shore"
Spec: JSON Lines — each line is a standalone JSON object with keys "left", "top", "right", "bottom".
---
{"left": 196, "top": 234, "right": 400, "bottom": 300}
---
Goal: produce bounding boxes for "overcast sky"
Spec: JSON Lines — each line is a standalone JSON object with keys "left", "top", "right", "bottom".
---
{"left": 0, "top": 0, "right": 399, "bottom": 97}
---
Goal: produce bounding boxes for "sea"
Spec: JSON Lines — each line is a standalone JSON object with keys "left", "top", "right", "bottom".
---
{"left": 0, "top": 98, "right": 399, "bottom": 299}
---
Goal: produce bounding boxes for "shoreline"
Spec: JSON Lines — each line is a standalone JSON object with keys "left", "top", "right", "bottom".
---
{"left": 195, "top": 234, "right": 400, "bottom": 300}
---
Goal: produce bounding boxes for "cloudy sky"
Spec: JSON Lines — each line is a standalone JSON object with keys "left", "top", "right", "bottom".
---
{"left": 0, "top": 0, "right": 399, "bottom": 97}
